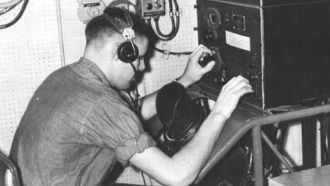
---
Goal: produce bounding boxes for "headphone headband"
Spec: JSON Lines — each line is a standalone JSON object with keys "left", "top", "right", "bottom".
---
{"left": 102, "top": 8, "right": 139, "bottom": 63}
{"left": 102, "top": 9, "right": 135, "bottom": 40}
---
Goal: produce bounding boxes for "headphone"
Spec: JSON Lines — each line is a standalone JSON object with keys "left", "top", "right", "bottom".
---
{"left": 155, "top": 82, "right": 211, "bottom": 156}
{"left": 102, "top": 8, "right": 139, "bottom": 63}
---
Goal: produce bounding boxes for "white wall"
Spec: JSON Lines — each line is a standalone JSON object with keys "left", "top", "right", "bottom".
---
{"left": 0, "top": 0, "right": 62, "bottom": 154}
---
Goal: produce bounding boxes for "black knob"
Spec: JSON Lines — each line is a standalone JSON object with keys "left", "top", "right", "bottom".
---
{"left": 199, "top": 53, "right": 215, "bottom": 67}
{"left": 249, "top": 61, "right": 257, "bottom": 68}
{"left": 202, "top": 30, "right": 217, "bottom": 44}
{"left": 146, "top": 3, "right": 153, "bottom": 10}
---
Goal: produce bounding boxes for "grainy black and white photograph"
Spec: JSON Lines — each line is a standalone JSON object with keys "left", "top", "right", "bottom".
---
{"left": 1, "top": 0, "right": 330, "bottom": 186}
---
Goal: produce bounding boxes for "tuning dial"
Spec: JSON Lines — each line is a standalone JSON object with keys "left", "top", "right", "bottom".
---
{"left": 249, "top": 60, "right": 257, "bottom": 69}
{"left": 202, "top": 30, "right": 217, "bottom": 44}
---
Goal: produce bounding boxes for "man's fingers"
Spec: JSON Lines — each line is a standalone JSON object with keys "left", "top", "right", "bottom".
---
{"left": 190, "top": 45, "right": 205, "bottom": 56}
{"left": 201, "top": 61, "right": 216, "bottom": 73}
{"left": 218, "top": 76, "right": 253, "bottom": 102}
{"left": 190, "top": 45, "right": 212, "bottom": 62}
{"left": 222, "top": 75, "right": 249, "bottom": 91}
{"left": 233, "top": 84, "right": 253, "bottom": 96}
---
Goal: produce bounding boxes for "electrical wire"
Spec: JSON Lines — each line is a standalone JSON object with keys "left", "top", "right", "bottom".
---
{"left": 0, "top": 0, "right": 20, "bottom": 15}
{"left": 154, "top": 0, "right": 174, "bottom": 39}
{"left": 0, "top": 0, "right": 21, "bottom": 8}
{"left": 0, "top": 0, "right": 29, "bottom": 29}
{"left": 152, "top": 0, "right": 180, "bottom": 41}
{"left": 171, "top": 0, "right": 180, "bottom": 37}
{"left": 152, "top": 46, "right": 192, "bottom": 56}
{"left": 153, "top": 0, "right": 179, "bottom": 40}
{"left": 0, "top": 4, "right": 17, "bottom": 15}
{"left": 128, "top": 63, "right": 141, "bottom": 113}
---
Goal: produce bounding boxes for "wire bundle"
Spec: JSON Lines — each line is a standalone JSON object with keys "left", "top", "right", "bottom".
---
{"left": 152, "top": 0, "right": 179, "bottom": 41}
{"left": 0, "top": 0, "right": 29, "bottom": 29}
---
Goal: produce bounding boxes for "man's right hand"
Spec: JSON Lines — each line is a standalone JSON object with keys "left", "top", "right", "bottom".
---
{"left": 176, "top": 45, "right": 216, "bottom": 88}
{"left": 211, "top": 75, "right": 253, "bottom": 119}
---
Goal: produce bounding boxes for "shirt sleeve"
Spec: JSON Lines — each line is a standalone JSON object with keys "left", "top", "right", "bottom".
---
{"left": 82, "top": 98, "right": 156, "bottom": 165}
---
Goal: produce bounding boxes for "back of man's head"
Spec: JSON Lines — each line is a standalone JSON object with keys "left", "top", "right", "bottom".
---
{"left": 84, "top": 7, "right": 152, "bottom": 46}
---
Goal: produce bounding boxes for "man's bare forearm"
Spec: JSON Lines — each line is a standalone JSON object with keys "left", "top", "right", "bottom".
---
{"left": 139, "top": 91, "right": 158, "bottom": 120}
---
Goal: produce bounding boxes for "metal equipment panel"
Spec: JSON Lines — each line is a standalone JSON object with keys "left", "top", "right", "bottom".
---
{"left": 196, "top": 0, "right": 330, "bottom": 108}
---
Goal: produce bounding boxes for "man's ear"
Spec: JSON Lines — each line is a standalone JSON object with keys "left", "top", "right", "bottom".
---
{"left": 102, "top": 37, "right": 120, "bottom": 61}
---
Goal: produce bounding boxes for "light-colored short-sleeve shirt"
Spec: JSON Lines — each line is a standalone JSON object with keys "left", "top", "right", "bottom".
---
{"left": 10, "top": 57, "right": 156, "bottom": 186}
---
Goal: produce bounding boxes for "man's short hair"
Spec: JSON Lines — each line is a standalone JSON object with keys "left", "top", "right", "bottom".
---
{"left": 85, "top": 7, "right": 152, "bottom": 45}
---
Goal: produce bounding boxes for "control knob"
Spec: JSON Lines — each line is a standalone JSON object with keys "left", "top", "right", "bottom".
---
{"left": 202, "top": 30, "right": 217, "bottom": 44}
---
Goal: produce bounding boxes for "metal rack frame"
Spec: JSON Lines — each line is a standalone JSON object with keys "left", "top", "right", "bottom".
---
{"left": 196, "top": 104, "right": 330, "bottom": 186}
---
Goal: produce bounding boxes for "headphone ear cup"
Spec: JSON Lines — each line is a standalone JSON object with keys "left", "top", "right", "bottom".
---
{"left": 117, "top": 42, "right": 139, "bottom": 63}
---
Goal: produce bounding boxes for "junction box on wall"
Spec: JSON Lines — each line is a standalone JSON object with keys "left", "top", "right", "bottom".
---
{"left": 138, "top": 0, "right": 165, "bottom": 18}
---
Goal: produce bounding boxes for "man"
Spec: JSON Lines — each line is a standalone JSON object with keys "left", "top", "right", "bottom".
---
{"left": 10, "top": 7, "right": 252, "bottom": 186}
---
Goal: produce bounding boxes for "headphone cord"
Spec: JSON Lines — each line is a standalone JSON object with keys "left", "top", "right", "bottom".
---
{"left": 128, "top": 63, "right": 141, "bottom": 113}
{"left": 129, "top": 39, "right": 137, "bottom": 57}
{"left": 129, "top": 62, "right": 146, "bottom": 186}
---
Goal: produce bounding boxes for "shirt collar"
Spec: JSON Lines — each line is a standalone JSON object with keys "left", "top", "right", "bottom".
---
{"left": 76, "top": 57, "right": 112, "bottom": 87}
